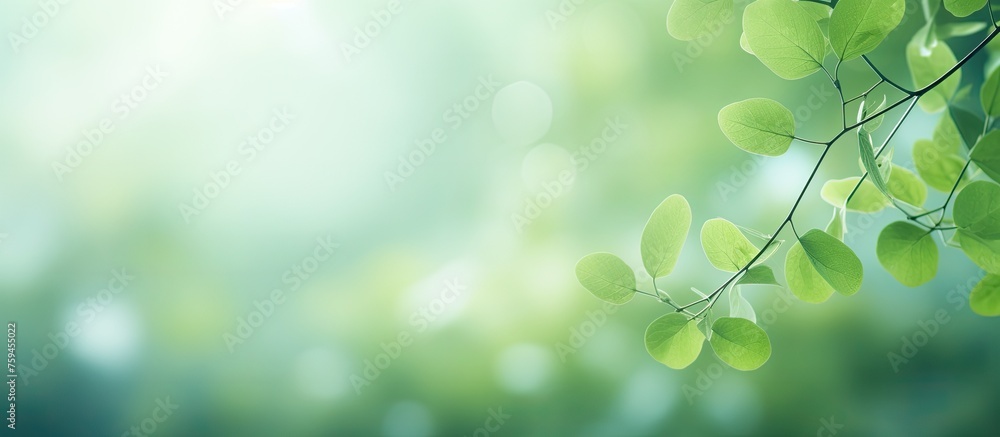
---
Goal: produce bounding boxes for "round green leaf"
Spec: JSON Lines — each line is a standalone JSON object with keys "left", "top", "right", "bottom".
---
{"left": 970, "top": 274, "right": 1000, "bottom": 316}
{"left": 876, "top": 222, "right": 938, "bottom": 287}
{"left": 640, "top": 195, "right": 692, "bottom": 279}
{"left": 956, "top": 230, "right": 1000, "bottom": 275}
{"left": 951, "top": 107, "right": 985, "bottom": 149}
{"left": 820, "top": 177, "right": 890, "bottom": 213}
{"left": 666, "top": 0, "right": 734, "bottom": 41}
{"left": 784, "top": 241, "right": 836, "bottom": 303}
{"left": 701, "top": 218, "right": 759, "bottom": 272}
{"left": 887, "top": 165, "right": 928, "bottom": 207}
{"left": 709, "top": 317, "right": 771, "bottom": 371}
{"left": 944, "top": 0, "right": 988, "bottom": 17}
{"left": 798, "top": 229, "right": 864, "bottom": 296}
{"left": 718, "top": 98, "right": 795, "bottom": 156}
{"left": 826, "top": 207, "right": 846, "bottom": 241}
{"left": 954, "top": 181, "right": 1000, "bottom": 239}
{"left": 575, "top": 253, "right": 636, "bottom": 305}
{"left": 829, "top": 0, "right": 905, "bottom": 61}
{"left": 914, "top": 139, "right": 967, "bottom": 192}
{"left": 738, "top": 265, "right": 781, "bottom": 286}
{"left": 644, "top": 313, "right": 706, "bottom": 369}
{"left": 970, "top": 131, "right": 1000, "bottom": 183}
{"left": 743, "top": 0, "right": 827, "bottom": 79}
{"left": 907, "top": 36, "right": 960, "bottom": 113}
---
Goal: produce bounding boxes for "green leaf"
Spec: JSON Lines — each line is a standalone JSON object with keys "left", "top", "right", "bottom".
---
{"left": 576, "top": 253, "right": 637, "bottom": 304}
{"left": 738, "top": 265, "right": 781, "bottom": 286}
{"left": 913, "top": 139, "right": 968, "bottom": 192}
{"left": 907, "top": 36, "right": 961, "bottom": 113}
{"left": 876, "top": 221, "right": 938, "bottom": 287}
{"left": 666, "top": 0, "right": 734, "bottom": 41}
{"left": 798, "top": 229, "right": 864, "bottom": 296}
{"left": 887, "top": 165, "right": 928, "bottom": 207}
{"left": 956, "top": 230, "right": 1000, "bottom": 274}
{"left": 701, "top": 218, "right": 759, "bottom": 272}
{"left": 729, "top": 285, "right": 756, "bottom": 323}
{"left": 785, "top": 241, "right": 836, "bottom": 303}
{"left": 718, "top": 98, "right": 796, "bottom": 156}
{"left": 938, "top": 22, "right": 988, "bottom": 39}
{"left": 971, "top": 131, "right": 1000, "bottom": 183}
{"left": 982, "top": 66, "right": 1000, "bottom": 117}
{"left": 859, "top": 131, "right": 892, "bottom": 198}
{"left": 934, "top": 111, "right": 964, "bottom": 151}
{"left": 641, "top": 195, "right": 692, "bottom": 278}
{"left": 859, "top": 95, "right": 887, "bottom": 132}
{"left": 644, "top": 313, "right": 706, "bottom": 369}
{"left": 800, "top": 2, "right": 833, "bottom": 23}
{"left": 740, "top": 32, "right": 754, "bottom": 55}
{"left": 829, "top": 0, "right": 906, "bottom": 60}
{"left": 820, "top": 177, "right": 891, "bottom": 212}
{"left": 954, "top": 180, "right": 1000, "bottom": 239}
{"left": 826, "top": 207, "right": 846, "bottom": 241}
{"left": 709, "top": 317, "right": 771, "bottom": 371}
{"left": 970, "top": 274, "right": 1000, "bottom": 316}
{"left": 743, "top": 0, "right": 827, "bottom": 80}
{"left": 950, "top": 107, "right": 985, "bottom": 149}
{"left": 944, "top": 0, "right": 987, "bottom": 17}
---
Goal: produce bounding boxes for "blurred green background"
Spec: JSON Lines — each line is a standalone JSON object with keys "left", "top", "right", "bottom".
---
{"left": 2, "top": 0, "right": 1000, "bottom": 436}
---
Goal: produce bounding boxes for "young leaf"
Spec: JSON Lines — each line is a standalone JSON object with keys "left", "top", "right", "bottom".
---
{"left": 950, "top": 107, "right": 985, "bottom": 149}
{"left": 887, "top": 165, "right": 928, "bottom": 207}
{"left": 576, "top": 253, "right": 637, "bottom": 304}
{"left": 785, "top": 241, "right": 836, "bottom": 303}
{"left": 709, "top": 317, "right": 771, "bottom": 371}
{"left": 701, "top": 218, "right": 759, "bottom": 272}
{"left": 907, "top": 36, "right": 961, "bottom": 113}
{"left": 729, "top": 285, "right": 757, "bottom": 323}
{"left": 876, "top": 222, "right": 938, "bottom": 287}
{"left": 913, "top": 139, "right": 968, "bottom": 192}
{"left": 826, "top": 207, "right": 846, "bottom": 241}
{"left": 954, "top": 181, "right": 1000, "bottom": 239}
{"left": 738, "top": 265, "right": 781, "bottom": 286}
{"left": 859, "top": 131, "right": 892, "bottom": 198}
{"left": 970, "top": 274, "right": 1000, "bottom": 316}
{"left": 982, "top": 66, "right": 1000, "bottom": 117}
{"left": 644, "top": 313, "right": 706, "bottom": 369}
{"left": 798, "top": 229, "right": 864, "bottom": 296}
{"left": 829, "top": 0, "right": 905, "bottom": 61}
{"left": 938, "top": 22, "right": 988, "bottom": 38}
{"left": 640, "top": 195, "right": 692, "bottom": 280}
{"left": 820, "top": 177, "right": 891, "bottom": 213}
{"left": 956, "top": 230, "right": 1000, "bottom": 274}
{"left": 944, "top": 0, "right": 988, "bottom": 17}
{"left": 743, "top": 0, "right": 827, "bottom": 80}
{"left": 970, "top": 131, "right": 1000, "bottom": 183}
{"left": 718, "top": 98, "right": 796, "bottom": 156}
{"left": 667, "top": 0, "right": 734, "bottom": 41}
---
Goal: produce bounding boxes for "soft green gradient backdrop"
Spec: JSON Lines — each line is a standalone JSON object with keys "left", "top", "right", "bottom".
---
{"left": 2, "top": 0, "right": 999, "bottom": 436}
